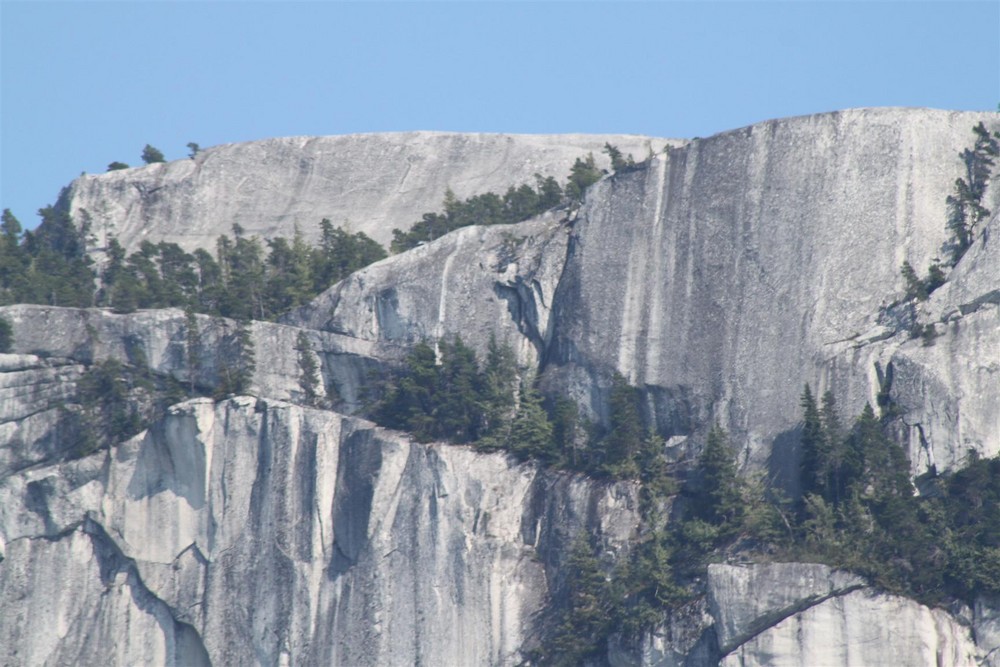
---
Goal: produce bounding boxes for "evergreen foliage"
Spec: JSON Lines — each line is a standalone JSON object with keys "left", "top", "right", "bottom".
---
{"left": 543, "top": 536, "right": 615, "bottom": 666}
{"left": 216, "top": 319, "right": 256, "bottom": 397}
{"left": 107, "top": 162, "right": 129, "bottom": 171}
{"left": 900, "top": 259, "right": 946, "bottom": 302}
{"left": 390, "top": 177, "right": 562, "bottom": 253}
{"left": 897, "top": 122, "right": 997, "bottom": 300}
{"left": 311, "top": 219, "right": 387, "bottom": 294}
{"left": 599, "top": 374, "right": 646, "bottom": 478}
{"left": 690, "top": 424, "right": 743, "bottom": 527}
{"left": 295, "top": 330, "right": 321, "bottom": 405}
{"left": 141, "top": 144, "right": 166, "bottom": 164}
{"left": 945, "top": 122, "right": 999, "bottom": 265}
{"left": 1, "top": 211, "right": 386, "bottom": 322}
{"left": 389, "top": 148, "right": 618, "bottom": 253}
{"left": 565, "top": 153, "right": 604, "bottom": 202}
{"left": 477, "top": 333, "right": 518, "bottom": 448}
{"left": 371, "top": 348, "right": 668, "bottom": 482}
{"left": 64, "top": 358, "right": 188, "bottom": 458}
{"left": 603, "top": 142, "right": 636, "bottom": 172}
{"left": 1, "top": 206, "right": 95, "bottom": 308}
{"left": 0, "top": 316, "right": 12, "bottom": 352}
{"left": 508, "top": 377, "right": 555, "bottom": 461}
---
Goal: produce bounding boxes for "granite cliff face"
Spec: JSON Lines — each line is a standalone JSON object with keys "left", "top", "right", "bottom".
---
{"left": 65, "top": 132, "right": 668, "bottom": 255}
{"left": 0, "top": 396, "right": 640, "bottom": 666}
{"left": 295, "top": 108, "right": 1000, "bottom": 475}
{"left": 3, "top": 108, "right": 1000, "bottom": 665}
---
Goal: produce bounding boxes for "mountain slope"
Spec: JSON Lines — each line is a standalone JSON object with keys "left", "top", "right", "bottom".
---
{"left": 64, "top": 132, "right": 669, "bottom": 255}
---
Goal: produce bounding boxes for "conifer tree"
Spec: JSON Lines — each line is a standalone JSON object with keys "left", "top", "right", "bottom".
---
{"left": 217, "top": 318, "right": 256, "bottom": 397}
{"left": 535, "top": 173, "right": 564, "bottom": 210}
{"left": 477, "top": 334, "right": 517, "bottom": 447}
{"left": 376, "top": 342, "right": 439, "bottom": 439}
{"left": 435, "top": 337, "right": 483, "bottom": 442}
{"left": 509, "top": 376, "right": 555, "bottom": 461}
{"left": 799, "top": 384, "right": 829, "bottom": 498}
{"left": 900, "top": 261, "right": 928, "bottom": 301}
{"left": 0, "top": 209, "right": 27, "bottom": 303}
{"left": 694, "top": 424, "right": 743, "bottom": 526}
{"left": 0, "top": 316, "right": 12, "bottom": 353}
{"left": 141, "top": 144, "right": 166, "bottom": 164}
{"left": 295, "top": 330, "right": 320, "bottom": 405}
{"left": 602, "top": 373, "right": 644, "bottom": 478}
{"left": 820, "top": 390, "right": 846, "bottom": 503}
{"left": 547, "top": 535, "right": 612, "bottom": 666}
{"left": 566, "top": 153, "right": 604, "bottom": 202}
{"left": 946, "top": 122, "right": 999, "bottom": 264}
{"left": 847, "top": 403, "right": 911, "bottom": 501}
{"left": 550, "top": 396, "right": 581, "bottom": 467}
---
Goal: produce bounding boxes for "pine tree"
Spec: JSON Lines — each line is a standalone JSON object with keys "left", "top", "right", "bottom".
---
{"left": 602, "top": 373, "right": 644, "bottom": 478}
{"left": 295, "top": 330, "right": 320, "bottom": 405}
{"left": 546, "top": 535, "right": 612, "bottom": 666}
{"left": 141, "top": 144, "right": 166, "bottom": 164}
{"left": 535, "top": 173, "right": 564, "bottom": 210}
{"left": 509, "top": 376, "right": 555, "bottom": 461}
{"left": 849, "top": 403, "right": 911, "bottom": 500}
{"left": 0, "top": 209, "right": 27, "bottom": 303}
{"left": 0, "top": 316, "right": 12, "bottom": 352}
{"left": 800, "top": 384, "right": 829, "bottom": 498}
{"left": 156, "top": 242, "right": 198, "bottom": 306}
{"left": 900, "top": 261, "right": 928, "bottom": 301}
{"left": 946, "top": 122, "right": 999, "bottom": 264}
{"left": 820, "top": 390, "right": 846, "bottom": 504}
{"left": 435, "top": 337, "right": 483, "bottom": 442}
{"left": 376, "top": 342, "right": 439, "bottom": 439}
{"left": 217, "top": 318, "right": 256, "bottom": 397}
{"left": 550, "top": 395, "right": 581, "bottom": 468}
{"left": 566, "top": 153, "right": 604, "bottom": 202}
{"left": 694, "top": 424, "right": 743, "bottom": 526}
{"left": 603, "top": 142, "right": 634, "bottom": 172}
{"left": 193, "top": 248, "right": 223, "bottom": 314}
{"left": 477, "top": 334, "right": 517, "bottom": 447}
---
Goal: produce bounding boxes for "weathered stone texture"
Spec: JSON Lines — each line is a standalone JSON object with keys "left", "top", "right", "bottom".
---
{"left": 65, "top": 132, "right": 669, "bottom": 255}
{"left": 0, "top": 397, "right": 640, "bottom": 666}
{"left": 3, "top": 110, "right": 1000, "bottom": 665}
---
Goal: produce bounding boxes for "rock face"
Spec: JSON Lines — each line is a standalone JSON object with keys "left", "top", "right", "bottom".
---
{"left": 0, "top": 397, "right": 640, "bottom": 666}
{"left": 294, "top": 108, "right": 1000, "bottom": 474}
{"left": 708, "top": 564, "right": 984, "bottom": 667}
{"left": 3, "top": 109, "right": 1000, "bottom": 665}
{"left": 64, "top": 132, "right": 669, "bottom": 255}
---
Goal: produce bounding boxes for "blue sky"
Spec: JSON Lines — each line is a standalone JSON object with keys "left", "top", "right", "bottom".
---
{"left": 2, "top": 1, "right": 998, "bottom": 228}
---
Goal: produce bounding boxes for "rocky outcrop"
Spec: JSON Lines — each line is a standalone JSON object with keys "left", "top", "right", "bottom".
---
{"left": 4, "top": 109, "right": 1000, "bottom": 665}
{"left": 65, "top": 132, "right": 669, "bottom": 255}
{"left": 0, "top": 397, "right": 641, "bottom": 666}
{"left": 291, "top": 108, "right": 1000, "bottom": 474}
{"left": 290, "top": 210, "right": 570, "bottom": 370}
{"left": 546, "top": 108, "right": 1000, "bottom": 470}
{"left": 706, "top": 562, "right": 866, "bottom": 653}
{"left": 0, "top": 303, "right": 387, "bottom": 408}
{"left": 700, "top": 564, "right": 987, "bottom": 667}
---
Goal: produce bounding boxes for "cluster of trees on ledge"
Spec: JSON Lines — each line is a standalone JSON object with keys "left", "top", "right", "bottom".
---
{"left": 106, "top": 142, "right": 201, "bottom": 171}
{"left": 899, "top": 122, "right": 998, "bottom": 304}
{"left": 2, "top": 129, "right": 995, "bottom": 661}
{"left": 0, "top": 209, "right": 386, "bottom": 319}
{"left": 1, "top": 144, "right": 637, "bottom": 323}
{"left": 366, "top": 340, "right": 1000, "bottom": 662}
{"left": 390, "top": 144, "right": 634, "bottom": 252}
{"left": 535, "top": 386, "right": 1000, "bottom": 664}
